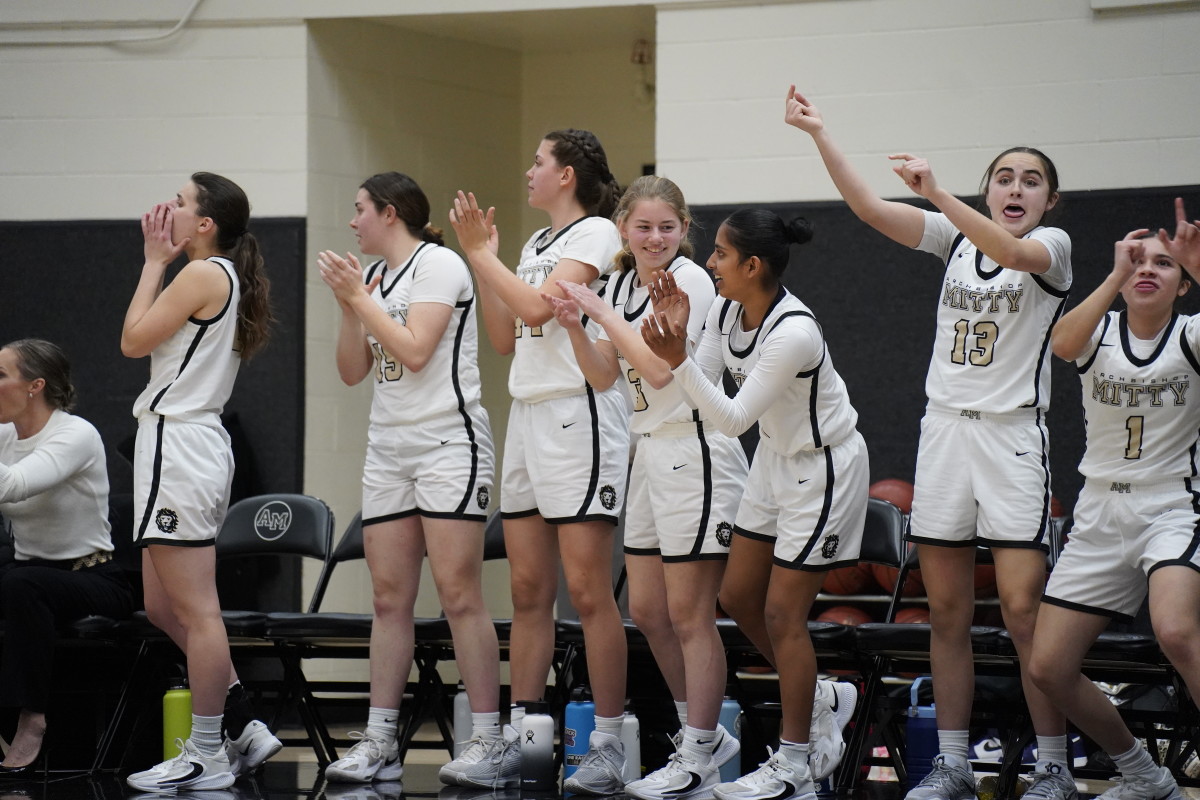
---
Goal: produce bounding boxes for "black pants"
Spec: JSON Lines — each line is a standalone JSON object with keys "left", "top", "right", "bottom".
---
{"left": 0, "top": 560, "right": 133, "bottom": 711}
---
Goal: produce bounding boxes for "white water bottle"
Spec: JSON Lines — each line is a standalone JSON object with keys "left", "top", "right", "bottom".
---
{"left": 453, "top": 682, "right": 472, "bottom": 757}
{"left": 520, "top": 701, "right": 557, "bottom": 792}
{"left": 621, "top": 710, "right": 640, "bottom": 783}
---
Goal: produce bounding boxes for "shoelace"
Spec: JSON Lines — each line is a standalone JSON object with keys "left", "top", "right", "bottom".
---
{"left": 740, "top": 750, "right": 788, "bottom": 786}
{"left": 345, "top": 731, "right": 384, "bottom": 761}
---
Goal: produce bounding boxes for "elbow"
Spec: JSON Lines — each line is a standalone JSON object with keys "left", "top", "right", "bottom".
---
{"left": 401, "top": 354, "right": 432, "bottom": 373}
{"left": 521, "top": 309, "right": 554, "bottom": 328}
{"left": 1050, "top": 333, "right": 1081, "bottom": 363}
{"left": 120, "top": 336, "right": 149, "bottom": 359}
{"left": 645, "top": 372, "right": 673, "bottom": 391}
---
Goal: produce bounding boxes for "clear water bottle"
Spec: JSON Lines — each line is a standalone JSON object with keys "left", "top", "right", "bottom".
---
{"left": 453, "top": 682, "right": 472, "bottom": 757}
{"left": 520, "top": 701, "right": 557, "bottom": 793}
{"left": 162, "top": 680, "right": 192, "bottom": 759}
{"left": 621, "top": 708, "right": 640, "bottom": 783}
{"left": 718, "top": 697, "right": 743, "bottom": 782}
{"left": 564, "top": 686, "right": 595, "bottom": 779}
{"left": 906, "top": 677, "right": 938, "bottom": 789}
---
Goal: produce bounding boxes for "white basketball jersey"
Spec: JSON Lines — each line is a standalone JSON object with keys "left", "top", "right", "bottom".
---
{"left": 601, "top": 257, "right": 716, "bottom": 434}
{"left": 362, "top": 243, "right": 485, "bottom": 426}
{"left": 707, "top": 289, "right": 859, "bottom": 456}
{"left": 917, "top": 211, "right": 1072, "bottom": 414}
{"left": 509, "top": 216, "right": 622, "bottom": 403}
{"left": 132, "top": 256, "right": 240, "bottom": 426}
{"left": 1076, "top": 311, "right": 1200, "bottom": 483}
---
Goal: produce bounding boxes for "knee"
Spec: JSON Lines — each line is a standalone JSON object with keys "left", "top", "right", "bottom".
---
{"left": 667, "top": 604, "right": 714, "bottom": 643}
{"left": 629, "top": 598, "right": 670, "bottom": 638}
{"left": 438, "top": 583, "right": 485, "bottom": 622}
{"left": 1153, "top": 617, "right": 1200, "bottom": 665}
{"left": 1001, "top": 600, "right": 1040, "bottom": 645}
{"left": 371, "top": 585, "right": 414, "bottom": 621}
{"left": 510, "top": 572, "right": 556, "bottom": 614}
{"left": 566, "top": 579, "right": 615, "bottom": 621}
{"left": 717, "top": 590, "right": 757, "bottom": 627}
{"left": 1027, "top": 649, "right": 1067, "bottom": 696}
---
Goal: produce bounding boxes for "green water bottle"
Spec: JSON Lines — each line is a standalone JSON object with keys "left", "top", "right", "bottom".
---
{"left": 163, "top": 680, "right": 193, "bottom": 759}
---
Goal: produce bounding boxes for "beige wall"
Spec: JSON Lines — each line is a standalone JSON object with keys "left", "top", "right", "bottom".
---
{"left": 656, "top": 0, "right": 1200, "bottom": 205}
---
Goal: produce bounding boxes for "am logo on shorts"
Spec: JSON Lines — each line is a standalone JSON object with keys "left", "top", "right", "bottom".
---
{"left": 155, "top": 508, "right": 179, "bottom": 534}
{"left": 253, "top": 500, "right": 293, "bottom": 541}
{"left": 477, "top": 486, "right": 490, "bottom": 510}
{"left": 820, "top": 532, "right": 840, "bottom": 559}
{"left": 599, "top": 485, "right": 617, "bottom": 511}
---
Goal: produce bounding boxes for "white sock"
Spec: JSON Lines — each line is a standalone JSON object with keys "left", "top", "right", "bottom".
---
{"left": 510, "top": 704, "right": 525, "bottom": 731}
{"left": 366, "top": 706, "right": 399, "bottom": 744}
{"left": 190, "top": 713, "right": 224, "bottom": 756}
{"left": 471, "top": 711, "right": 501, "bottom": 740}
{"left": 594, "top": 714, "right": 623, "bottom": 738}
{"left": 1113, "top": 741, "right": 1157, "bottom": 779}
{"left": 778, "top": 739, "right": 810, "bottom": 774}
{"left": 938, "top": 730, "right": 970, "bottom": 767}
{"left": 675, "top": 700, "right": 689, "bottom": 729}
{"left": 1036, "top": 734, "right": 1069, "bottom": 770}
{"left": 680, "top": 725, "right": 716, "bottom": 762}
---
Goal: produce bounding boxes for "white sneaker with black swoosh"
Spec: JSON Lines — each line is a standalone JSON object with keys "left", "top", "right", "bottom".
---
{"left": 670, "top": 725, "right": 741, "bottom": 772}
{"left": 713, "top": 749, "right": 815, "bottom": 800}
{"left": 226, "top": 719, "right": 283, "bottom": 776}
{"left": 626, "top": 751, "right": 719, "bottom": 800}
{"left": 808, "top": 679, "right": 858, "bottom": 780}
{"left": 126, "top": 738, "right": 236, "bottom": 792}
{"left": 325, "top": 732, "right": 404, "bottom": 783}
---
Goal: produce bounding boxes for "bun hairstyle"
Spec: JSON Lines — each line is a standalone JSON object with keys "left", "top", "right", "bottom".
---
{"left": 977, "top": 146, "right": 1062, "bottom": 224}
{"left": 360, "top": 171, "right": 445, "bottom": 246}
{"left": 721, "top": 209, "right": 814, "bottom": 281}
{"left": 612, "top": 175, "right": 695, "bottom": 273}
{"left": 5, "top": 338, "right": 76, "bottom": 412}
{"left": 191, "top": 172, "right": 274, "bottom": 359}
{"left": 544, "top": 129, "right": 621, "bottom": 219}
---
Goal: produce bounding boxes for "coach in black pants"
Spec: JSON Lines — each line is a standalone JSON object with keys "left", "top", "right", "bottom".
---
{"left": 0, "top": 339, "right": 133, "bottom": 777}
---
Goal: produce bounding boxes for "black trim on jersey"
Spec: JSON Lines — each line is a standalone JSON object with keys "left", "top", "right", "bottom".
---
{"left": 797, "top": 350, "right": 828, "bottom": 448}
{"left": 1029, "top": 272, "right": 1071, "bottom": 299}
{"left": 1181, "top": 324, "right": 1200, "bottom": 376}
{"left": 1023, "top": 295, "right": 1068, "bottom": 409}
{"left": 574, "top": 385, "right": 604, "bottom": 518}
{"left": 688, "top": 415, "right": 716, "bottom": 557}
{"left": 946, "top": 233, "right": 967, "bottom": 268}
{"left": 379, "top": 242, "right": 433, "bottom": 299}
{"left": 781, "top": 445, "right": 835, "bottom": 568}
{"left": 187, "top": 259, "right": 236, "bottom": 325}
{"left": 726, "top": 287, "right": 788, "bottom": 359}
{"left": 449, "top": 296, "right": 482, "bottom": 516}
{"left": 534, "top": 218, "right": 588, "bottom": 256}
{"left": 1076, "top": 314, "right": 1113, "bottom": 375}
{"left": 149, "top": 325, "right": 209, "bottom": 412}
{"left": 134, "top": 415, "right": 167, "bottom": 544}
{"left": 1033, "top": 408, "right": 1052, "bottom": 546}
{"left": 1040, "top": 593, "right": 1133, "bottom": 623}
{"left": 1119, "top": 310, "right": 1178, "bottom": 368}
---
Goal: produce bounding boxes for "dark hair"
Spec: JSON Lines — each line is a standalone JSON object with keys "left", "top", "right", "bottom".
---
{"left": 544, "top": 129, "right": 621, "bottom": 219}
{"left": 720, "top": 209, "right": 814, "bottom": 282}
{"left": 360, "top": 172, "right": 445, "bottom": 246}
{"left": 612, "top": 175, "right": 695, "bottom": 272}
{"left": 191, "top": 172, "right": 274, "bottom": 359}
{"left": 5, "top": 339, "right": 75, "bottom": 411}
{"left": 977, "top": 147, "right": 1062, "bottom": 224}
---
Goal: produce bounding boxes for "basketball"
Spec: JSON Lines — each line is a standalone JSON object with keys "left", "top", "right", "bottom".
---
{"left": 817, "top": 604, "right": 873, "bottom": 626}
{"left": 871, "top": 563, "right": 925, "bottom": 597}
{"left": 1050, "top": 494, "right": 1065, "bottom": 519}
{"left": 869, "top": 478, "right": 915, "bottom": 514}
{"left": 894, "top": 606, "right": 930, "bottom": 624}
{"left": 822, "top": 564, "right": 875, "bottom": 595}
{"left": 974, "top": 564, "right": 998, "bottom": 598}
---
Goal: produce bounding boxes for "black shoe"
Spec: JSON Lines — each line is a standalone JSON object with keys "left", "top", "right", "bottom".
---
{"left": 0, "top": 745, "right": 47, "bottom": 781}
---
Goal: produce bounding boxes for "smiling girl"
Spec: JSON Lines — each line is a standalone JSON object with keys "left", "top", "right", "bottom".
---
{"left": 1029, "top": 203, "right": 1200, "bottom": 800}
{"left": 786, "top": 87, "right": 1073, "bottom": 800}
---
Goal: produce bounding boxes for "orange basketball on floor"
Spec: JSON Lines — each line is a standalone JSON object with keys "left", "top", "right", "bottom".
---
{"left": 872, "top": 564, "right": 925, "bottom": 597}
{"left": 974, "top": 564, "right": 998, "bottom": 598}
{"left": 869, "top": 479, "right": 915, "bottom": 514}
{"left": 817, "top": 604, "right": 873, "bottom": 626}
{"left": 1050, "top": 494, "right": 1065, "bottom": 519}
{"left": 894, "top": 606, "right": 930, "bottom": 624}
{"left": 822, "top": 564, "right": 875, "bottom": 595}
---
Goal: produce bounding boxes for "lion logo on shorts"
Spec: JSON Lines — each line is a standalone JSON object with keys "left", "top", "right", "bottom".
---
{"left": 155, "top": 508, "right": 179, "bottom": 534}
{"left": 476, "top": 486, "right": 490, "bottom": 510}
{"left": 716, "top": 521, "right": 734, "bottom": 547}
{"left": 599, "top": 485, "right": 617, "bottom": 511}
{"left": 820, "top": 533, "right": 840, "bottom": 559}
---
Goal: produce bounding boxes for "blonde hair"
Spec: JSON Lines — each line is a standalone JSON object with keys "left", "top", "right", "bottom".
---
{"left": 611, "top": 175, "right": 695, "bottom": 273}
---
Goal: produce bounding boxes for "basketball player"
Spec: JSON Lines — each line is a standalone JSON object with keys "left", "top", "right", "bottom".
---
{"left": 1030, "top": 205, "right": 1200, "bottom": 800}
{"left": 786, "top": 86, "right": 1074, "bottom": 800}
{"left": 122, "top": 173, "right": 279, "bottom": 791}
{"left": 642, "top": 209, "right": 870, "bottom": 800}
{"left": 449, "top": 129, "right": 631, "bottom": 796}
{"left": 316, "top": 172, "right": 503, "bottom": 787}
{"left": 544, "top": 175, "right": 748, "bottom": 799}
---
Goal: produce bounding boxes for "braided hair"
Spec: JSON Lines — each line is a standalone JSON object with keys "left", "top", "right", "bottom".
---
{"left": 544, "top": 129, "right": 621, "bottom": 219}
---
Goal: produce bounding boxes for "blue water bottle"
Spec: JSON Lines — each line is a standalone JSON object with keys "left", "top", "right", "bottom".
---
{"left": 564, "top": 687, "right": 595, "bottom": 780}
{"left": 905, "top": 677, "right": 938, "bottom": 789}
{"left": 717, "top": 697, "right": 742, "bottom": 782}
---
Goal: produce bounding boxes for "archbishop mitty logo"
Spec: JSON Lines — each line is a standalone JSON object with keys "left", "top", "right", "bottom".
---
{"left": 254, "top": 501, "right": 293, "bottom": 542}
{"left": 716, "top": 521, "right": 734, "bottom": 547}
{"left": 477, "top": 486, "right": 490, "bottom": 510}
{"left": 155, "top": 508, "right": 179, "bottom": 534}
{"left": 599, "top": 485, "right": 617, "bottom": 511}
{"left": 820, "top": 533, "right": 840, "bottom": 559}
